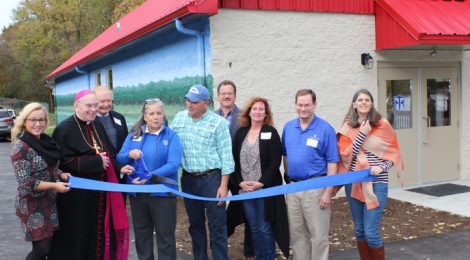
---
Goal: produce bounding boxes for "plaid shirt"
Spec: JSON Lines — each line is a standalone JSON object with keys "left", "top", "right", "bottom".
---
{"left": 171, "top": 109, "right": 234, "bottom": 175}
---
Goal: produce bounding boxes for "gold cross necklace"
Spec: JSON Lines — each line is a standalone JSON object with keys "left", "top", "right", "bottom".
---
{"left": 73, "top": 114, "right": 103, "bottom": 154}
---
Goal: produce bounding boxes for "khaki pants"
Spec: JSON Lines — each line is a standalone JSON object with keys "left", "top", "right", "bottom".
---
{"left": 287, "top": 188, "right": 330, "bottom": 260}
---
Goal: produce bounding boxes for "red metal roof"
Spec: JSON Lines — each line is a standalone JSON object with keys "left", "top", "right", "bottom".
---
{"left": 375, "top": 0, "right": 470, "bottom": 50}
{"left": 219, "top": 0, "right": 374, "bottom": 14}
{"left": 48, "top": 0, "right": 470, "bottom": 79}
{"left": 46, "top": 0, "right": 218, "bottom": 80}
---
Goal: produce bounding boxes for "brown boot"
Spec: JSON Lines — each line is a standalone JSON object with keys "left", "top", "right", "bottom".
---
{"left": 368, "top": 246, "right": 385, "bottom": 260}
{"left": 357, "top": 240, "right": 369, "bottom": 260}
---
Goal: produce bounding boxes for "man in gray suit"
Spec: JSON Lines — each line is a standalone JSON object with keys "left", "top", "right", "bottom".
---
{"left": 215, "top": 80, "right": 254, "bottom": 260}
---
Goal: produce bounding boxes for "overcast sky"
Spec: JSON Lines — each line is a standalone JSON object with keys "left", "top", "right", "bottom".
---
{"left": 0, "top": 0, "right": 22, "bottom": 30}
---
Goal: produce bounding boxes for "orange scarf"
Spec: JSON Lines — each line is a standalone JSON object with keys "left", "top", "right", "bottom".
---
{"left": 337, "top": 119, "right": 404, "bottom": 209}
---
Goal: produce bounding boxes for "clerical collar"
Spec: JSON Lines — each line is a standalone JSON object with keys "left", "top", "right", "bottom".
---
{"left": 145, "top": 125, "right": 163, "bottom": 136}
{"left": 75, "top": 113, "right": 92, "bottom": 125}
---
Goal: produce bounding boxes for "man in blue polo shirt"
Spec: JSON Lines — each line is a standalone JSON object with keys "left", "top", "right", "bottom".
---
{"left": 282, "top": 89, "right": 339, "bottom": 260}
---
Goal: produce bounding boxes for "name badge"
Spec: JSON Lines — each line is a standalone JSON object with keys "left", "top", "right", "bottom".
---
{"left": 114, "top": 118, "right": 122, "bottom": 126}
{"left": 132, "top": 136, "right": 142, "bottom": 141}
{"left": 163, "top": 140, "right": 169, "bottom": 146}
{"left": 306, "top": 137, "right": 318, "bottom": 148}
{"left": 260, "top": 132, "right": 272, "bottom": 140}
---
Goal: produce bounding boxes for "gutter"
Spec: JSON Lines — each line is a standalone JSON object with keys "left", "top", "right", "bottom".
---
{"left": 174, "top": 18, "right": 207, "bottom": 86}
{"left": 75, "top": 66, "right": 91, "bottom": 89}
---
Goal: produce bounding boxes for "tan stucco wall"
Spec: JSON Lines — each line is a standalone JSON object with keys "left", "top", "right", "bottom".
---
{"left": 209, "top": 9, "right": 470, "bottom": 180}
{"left": 462, "top": 51, "right": 470, "bottom": 180}
{"left": 210, "top": 9, "right": 376, "bottom": 130}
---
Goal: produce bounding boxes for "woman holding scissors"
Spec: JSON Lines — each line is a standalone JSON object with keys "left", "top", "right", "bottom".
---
{"left": 117, "top": 98, "right": 182, "bottom": 260}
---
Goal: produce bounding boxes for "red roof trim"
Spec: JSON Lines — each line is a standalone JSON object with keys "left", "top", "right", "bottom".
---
{"left": 220, "top": 0, "right": 374, "bottom": 14}
{"left": 375, "top": 0, "right": 470, "bottom": 50}
{"left": 47, "top": 0, "right": 218, "bottom": 80}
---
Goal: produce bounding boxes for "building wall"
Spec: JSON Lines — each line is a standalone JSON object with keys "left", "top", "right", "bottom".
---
{"left": 462, "top": 51, "right": 470, "bottom": 179}
{"left": 210, "top": 9, "right": 470, "bottom": 180}
{"left": 54, "top": 17, "right": 213, "bottom": 126}
{"left": 54, "top": 74, "right": 90, "bottom": 122}
{"left": 210, "top": 9, "right": 376, "bottom": 130}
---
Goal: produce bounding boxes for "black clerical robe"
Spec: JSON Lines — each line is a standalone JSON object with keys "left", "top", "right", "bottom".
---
{"left": 49, "top": 115, "right": 120, "bottom": 260}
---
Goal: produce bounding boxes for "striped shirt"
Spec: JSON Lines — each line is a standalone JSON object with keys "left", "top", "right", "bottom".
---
{"left": 171, "top": 109, "right": 234, "bottom": 175}
{"left": 349, "top": 131, "right": 393, "bottom": 183}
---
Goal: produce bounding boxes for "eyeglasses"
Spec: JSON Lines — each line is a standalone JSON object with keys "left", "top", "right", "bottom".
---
{"left": 27, "top": 118, "right": 47, "bottom": 124}
{"left": 142, "top": 98, "right": 164, "bottom": 113}
{"left": 145, "top": 98, "right": 162, "bottom": 104}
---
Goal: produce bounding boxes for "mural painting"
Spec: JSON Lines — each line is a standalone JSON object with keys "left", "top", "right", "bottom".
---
{"left": 54, "top": 18, "right": 212, "bottom": 128}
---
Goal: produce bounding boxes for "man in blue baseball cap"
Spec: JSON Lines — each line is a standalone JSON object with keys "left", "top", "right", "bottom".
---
{"left": 171, "top": 84, "right": 234, "bottom": 260}
{"left": 185, "top": 84, "right": 210, "bottom": 102}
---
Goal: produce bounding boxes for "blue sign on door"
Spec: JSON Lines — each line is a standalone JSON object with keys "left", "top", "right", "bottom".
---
{"left": 394, "top": 95, "right": 405, "bottom": 111}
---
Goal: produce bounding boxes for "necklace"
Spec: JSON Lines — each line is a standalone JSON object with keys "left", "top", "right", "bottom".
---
{"left": 73, "top": 114, "right": 104, "bottom": 154}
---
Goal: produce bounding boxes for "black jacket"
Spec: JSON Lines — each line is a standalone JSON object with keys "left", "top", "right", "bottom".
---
{"left": 226, "top": 124, "right": 289, "bottom": 257}
{"left": 108, "top": 110, "right": 128, "bottom": 153}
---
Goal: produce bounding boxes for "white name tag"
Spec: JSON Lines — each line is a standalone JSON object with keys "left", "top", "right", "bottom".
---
{"left": 260, "top": 132, "right": 272, "bottom": 140}
{"left": 306, "top": 137, "right": 318, "bottom": 148}
{"left": 132, "top": 136, "right": 142, "bottom": 141}
{"left": 114, "top": 118, "right": 122, "bottom": 126}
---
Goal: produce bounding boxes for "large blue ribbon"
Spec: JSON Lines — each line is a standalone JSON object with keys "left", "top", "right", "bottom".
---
{"left": 69, "top": 169, "right": 375, "bottom": 201}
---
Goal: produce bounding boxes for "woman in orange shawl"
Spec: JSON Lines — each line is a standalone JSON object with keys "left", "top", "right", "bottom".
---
{"left": 337, "top": 89, "right": 404, "bottom": 260}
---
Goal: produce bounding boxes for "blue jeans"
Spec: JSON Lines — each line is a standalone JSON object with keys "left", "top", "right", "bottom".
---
{"left": 243, "top": 223, "right": 255, "bottom": 257}
{"left": 243, "top": 198, "right": 275, "bottom": 260}
{"left": 345, "top": 183, "right": 388, "bottom": 248}
{"left": 181, "top": 172, "right": 228, "bottom": 260}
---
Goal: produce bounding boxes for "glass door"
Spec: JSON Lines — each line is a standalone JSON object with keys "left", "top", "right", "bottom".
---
{"left": 421, "top": 68, "right": 459, "bottom": 183}
{"left": 378, "top": 68, "right": 419, "bottom": 186}
{"left": 378, "top": 65, "right": 460, "bottom": 186}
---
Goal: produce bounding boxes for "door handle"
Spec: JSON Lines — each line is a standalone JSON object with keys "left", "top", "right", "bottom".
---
{"left": 422, "top": 116, "right": 430, "bottom": 144}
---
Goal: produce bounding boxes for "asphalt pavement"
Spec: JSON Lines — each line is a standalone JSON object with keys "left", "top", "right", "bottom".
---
{"left": 1, "top": 141, "right": 470, "bottom": 259}
{"left": 0, "top": 141, "right": 191, "bottom": 260}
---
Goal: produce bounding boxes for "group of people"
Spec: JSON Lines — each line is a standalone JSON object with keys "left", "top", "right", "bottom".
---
{"left": 11, "top": 81, "right": 403, "bottom": 260}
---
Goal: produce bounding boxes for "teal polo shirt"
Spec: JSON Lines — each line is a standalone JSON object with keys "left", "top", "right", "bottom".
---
{"left": 282, "top": 116, "right": 339, "bottom": 181}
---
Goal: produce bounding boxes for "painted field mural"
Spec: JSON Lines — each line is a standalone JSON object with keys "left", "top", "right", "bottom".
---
{"left": 55, "top": 76, "right": 213, "bottom": 126}
{"left": 53, "top": 17, "right": 212, "bottom": 128}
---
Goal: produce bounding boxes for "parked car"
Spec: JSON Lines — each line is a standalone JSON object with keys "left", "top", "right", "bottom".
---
{"left": 0, "top": 109, "right": 15, "bottom": 140}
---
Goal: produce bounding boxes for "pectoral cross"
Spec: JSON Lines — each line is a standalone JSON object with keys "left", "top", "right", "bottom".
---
{"left": 92, "top": 138, "right": 101, "bottom": 154}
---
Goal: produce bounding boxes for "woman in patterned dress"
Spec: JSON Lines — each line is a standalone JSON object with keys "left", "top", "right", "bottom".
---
{"left": 11, "top": 103, "right": 70, "bottom": 260}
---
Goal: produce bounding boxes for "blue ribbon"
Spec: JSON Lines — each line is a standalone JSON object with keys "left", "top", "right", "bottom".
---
{"left": 69, "top": 169, "right": 376, "bottom": 201}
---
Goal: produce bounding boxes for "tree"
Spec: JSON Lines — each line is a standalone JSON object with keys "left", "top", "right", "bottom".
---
{"left": 0, "top": 0, "right": 146, "bottom": 103}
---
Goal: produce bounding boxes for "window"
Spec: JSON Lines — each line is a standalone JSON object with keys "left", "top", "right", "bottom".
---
{"left": 106, "top": 67, "right": 113, "bottom": 89}
{"left": 95, "top": 71, "right": 101, "bottom": 86}
{"left": 386, "top": 80, "right": 412, "bottom": 130}
{"left": 427, "top": 78, "right": 451, "bottom": 127}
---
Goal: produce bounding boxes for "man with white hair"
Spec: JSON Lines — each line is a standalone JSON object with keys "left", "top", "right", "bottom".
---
{"left": 50, "top": 90, "right": 131, "bottom": 260}
{"left": 94, "top": 85, "right": 128, "bottom": 153}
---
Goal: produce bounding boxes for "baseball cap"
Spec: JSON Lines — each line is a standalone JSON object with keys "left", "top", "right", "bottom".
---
{"left": 185, "top": 85, "right": 210, "bottom": 102}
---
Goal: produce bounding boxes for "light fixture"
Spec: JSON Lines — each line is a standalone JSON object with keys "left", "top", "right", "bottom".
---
{"left": 361, "top": 53, "right": 374, "bottom": 69}
{"left": 429, "top": 48, "right": 437, "bottom": 57}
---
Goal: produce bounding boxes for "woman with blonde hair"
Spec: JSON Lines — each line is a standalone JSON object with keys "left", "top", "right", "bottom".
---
{"left": 11, "top": 102, "right": 70, "bottom": 260}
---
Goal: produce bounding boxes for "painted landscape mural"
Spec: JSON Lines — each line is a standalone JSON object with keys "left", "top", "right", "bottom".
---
{"left": 55, "top": 76, "right": 213, "bottom": 126}
{"left": 54, "top": 17, "right": 212, "bottom": 128}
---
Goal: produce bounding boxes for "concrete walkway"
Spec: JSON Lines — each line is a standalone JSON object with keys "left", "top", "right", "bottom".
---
{"left": 2, "top": 141, "right": 470, "bottom": 259}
